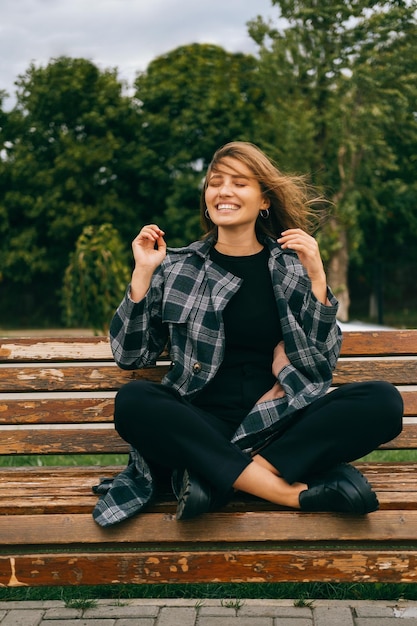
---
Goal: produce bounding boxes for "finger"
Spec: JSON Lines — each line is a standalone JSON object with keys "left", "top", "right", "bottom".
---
{"left": 141, "top": 224, "right": 165, "bottom": 236}
{"left": 136, "top": 225, "right": 165, "bottom": 244}
{"left": 155, "top": 234, "right": 167, "bottom": 250}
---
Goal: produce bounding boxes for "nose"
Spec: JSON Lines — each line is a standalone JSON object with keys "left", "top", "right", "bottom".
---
{"left": 218, "top": 181, "right": 233, "bottom": 196}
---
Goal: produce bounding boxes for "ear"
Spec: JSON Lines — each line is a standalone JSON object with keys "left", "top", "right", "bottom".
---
{"left": 261, "top": 197, "right": 270, "bottom": 209}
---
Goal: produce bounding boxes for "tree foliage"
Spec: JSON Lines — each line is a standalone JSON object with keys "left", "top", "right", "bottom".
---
{"left": 1, "top": 20, "right": 416, "bottom": 328}
{"left": 249, "top": 0, "right": 417, "bottom": 319}
{"left": 0, "top": 57, "right": 140, "bottom": 286}
{"left": 134, "top": 44, "right": 266, "bottom": 245}
{"left": 61, "top": 223, "right": 130, "bottom": 333}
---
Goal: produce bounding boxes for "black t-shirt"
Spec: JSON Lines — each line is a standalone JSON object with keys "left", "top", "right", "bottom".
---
{"left": 192, "top": 246, "right": 282, "bottom": 427}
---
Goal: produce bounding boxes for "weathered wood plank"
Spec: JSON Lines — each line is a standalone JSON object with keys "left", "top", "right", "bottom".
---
{"left": 1, "top": 330, "right": 416, "bottom": 363}
{"left": 0, "top": 364, "right": 170, "bottom": 392}
{"left": 0, "top": 390, "right": 416, "bottom": 427}
{"left": 333, "top": 358, "right": 417, "bottom": 385}
{"left": 0, "top": 337, "right": 112, "bottom": 362}
{"left": 1, "top": 549, "right": 417, "bottom": 586}
{"left": 0, "top": 398, "right": 116, "bottom": 424}
{"left": 0, "top": 487, "right": 416, "bottom": 516}
{"left": 0, "top": 428, "right": 129, "bottom": 455}
{"left": 3, "top": 510, "right": 417, "bottom": 545}
{"left": 2, "top": 360, "right": 416, "bottom": 392}
{"left": 340, "top": 330, "right": 417, "bottom": 356}
{"left": 0, "top": 421, "right": 415, "bottom": 454}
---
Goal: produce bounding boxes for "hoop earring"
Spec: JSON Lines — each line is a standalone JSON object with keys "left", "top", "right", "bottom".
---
{"left": 259, "top": 209, "right": 270, "bottom": 219}
{"left": 205, "top": 209, "right": 211, "bottom": 220}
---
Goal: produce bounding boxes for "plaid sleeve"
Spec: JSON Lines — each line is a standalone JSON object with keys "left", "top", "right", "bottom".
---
{"left": 110, "top": 266, "right": 168, "bottom": 369}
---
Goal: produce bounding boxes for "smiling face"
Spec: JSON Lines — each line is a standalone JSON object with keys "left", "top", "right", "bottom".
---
{"left": 204, "top": 157, "right": 270, "bottom": 232}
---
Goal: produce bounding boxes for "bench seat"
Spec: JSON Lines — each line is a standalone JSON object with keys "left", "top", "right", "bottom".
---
{"left": 1, "top": 330, "right": 417, "bottom": 587}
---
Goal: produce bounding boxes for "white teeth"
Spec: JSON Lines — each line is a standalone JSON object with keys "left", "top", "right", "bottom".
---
{"left": 217, "top": 204, "right": 238, "bottom": 210}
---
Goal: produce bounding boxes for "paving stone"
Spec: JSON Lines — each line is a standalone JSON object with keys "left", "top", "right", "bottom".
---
{"left": 43, "top": 607, "right": 82, "bottom": 619}
{"left": 157, "top": 606, "right": 196, "bottom": 626}
{"left": 354, "top": 604, "right": 394, "bottom": 618}
{"left": 199, "top": 605, "right": 240, "bottom": 616}
{"left": 1, "top": 609, "right": 44, "bottom": 626}
{"left": 238, "top": 604, "right": 312, "bottom": 617}
{"left": 313, "top": 606, "right": 354, "bottom": 626}
{"left": 84, "top": 604, "right": 158, "bottom": 619}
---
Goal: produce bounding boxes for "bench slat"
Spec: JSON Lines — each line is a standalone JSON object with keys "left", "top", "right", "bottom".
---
{"left": 2, "top": 330, "right": 417, "bottom": 362}
{"left": 340, "top": 330, "right": 417, "bottom": 356}
{"left": 333, "top": 358, "right": 417, "bottom": 385}
{"left": 0, "top": 363, "right": 190, "bottom": 393}
{"left": 0, "top": 491, "right": 413, "bottom": 515}
{"left": 0, "top": 389, "right": 416, "bottom": 425}
{"left": 0, "top": 428, "right": 129, "bottom": 455}
{"left": 1, "top": 422, "right": 415, "bottom": 454}
{"left": 2, "top": 549, "right": 417, "bottom": 586}
{"left": 0, "top": 398, "right": 115, "bottom": 424}
{"left": 0, "top": 463, "right": 415, "bottom": 515}
{"left": 0, "top": 364, "right": 170, "bottom": 392}
{"left": 3, "top": 509, "right": 417, "bottom": 545}
{"left": 1, "top": 360, "right": 416, "bottom": 392}
{"left": 0, "top": 337, "right": 112, "bottom": 362}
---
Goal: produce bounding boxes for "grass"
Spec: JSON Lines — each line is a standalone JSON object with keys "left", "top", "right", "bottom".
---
{"left": 0, "top": 454, "right": 129, "bottom": 467}
{"left": 1, "top": 582, "right": 417, "bottom": 603}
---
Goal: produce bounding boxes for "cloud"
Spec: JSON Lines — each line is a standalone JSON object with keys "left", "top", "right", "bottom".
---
{"left": 0, "top": 0, "right": 276, "bottom": 108}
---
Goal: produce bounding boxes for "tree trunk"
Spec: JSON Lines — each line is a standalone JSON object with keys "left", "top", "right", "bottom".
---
{"left": 326, "top": 221, "right": 350, "bottom": 322}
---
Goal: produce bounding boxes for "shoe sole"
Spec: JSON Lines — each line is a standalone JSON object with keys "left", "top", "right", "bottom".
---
{"left": 176, "top": 469, "right": 210, "bottom": 520}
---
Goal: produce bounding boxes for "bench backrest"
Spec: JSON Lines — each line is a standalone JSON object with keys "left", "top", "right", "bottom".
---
{"left": 1, "top": 330, "right": 416, "bottom": 457}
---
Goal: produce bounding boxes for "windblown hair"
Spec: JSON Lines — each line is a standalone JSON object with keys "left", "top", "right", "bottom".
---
{"left": 200, "top": 141, "right": 323, "bottom": 240}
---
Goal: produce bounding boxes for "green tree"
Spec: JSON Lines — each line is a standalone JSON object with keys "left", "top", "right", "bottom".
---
{"left": 62, "top": 223, "right": 130, "bottom": 333}
{"left": 249, "top": 0, "right": 417, "bottom": 320}
{"left": 134, "top": 43, "right": 266, "bottom": 245}
{"left": 0, "top": 57, "right": 142, "bottom": 324}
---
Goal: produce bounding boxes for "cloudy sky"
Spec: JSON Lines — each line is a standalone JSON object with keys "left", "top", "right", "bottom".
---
{"left": 1, "top": 0, "right": 278, "bottom": 109}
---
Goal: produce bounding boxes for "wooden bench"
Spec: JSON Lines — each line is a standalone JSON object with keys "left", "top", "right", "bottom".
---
{"left": 1, "top": 329, "right": 417, "bottom": 587}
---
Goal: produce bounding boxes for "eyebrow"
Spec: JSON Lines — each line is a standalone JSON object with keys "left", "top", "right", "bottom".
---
{"left": 209, "top": 172, "right": 251, "bottom": 180}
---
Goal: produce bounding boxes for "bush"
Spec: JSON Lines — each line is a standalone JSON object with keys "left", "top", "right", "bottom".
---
{"left": 61, "top": 223, "right": 130, "bottom": 333}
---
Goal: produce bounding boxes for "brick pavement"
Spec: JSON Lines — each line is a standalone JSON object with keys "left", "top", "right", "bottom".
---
{"left": 1, "top": 599, "right": 417, "bottom": 625}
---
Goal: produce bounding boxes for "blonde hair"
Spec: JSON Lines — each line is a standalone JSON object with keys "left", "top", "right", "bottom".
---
{"left": 200, "top": 141, "right": 322, "bottom": 239}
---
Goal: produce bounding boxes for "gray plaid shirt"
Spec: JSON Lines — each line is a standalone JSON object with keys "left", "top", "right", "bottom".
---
{"left": 93, "top": 236, "right": 342, "bottom": 526}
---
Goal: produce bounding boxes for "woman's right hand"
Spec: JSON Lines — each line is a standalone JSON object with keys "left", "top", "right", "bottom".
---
{"left": 129, "top": 225, "right": 166, "bottom": 302}
{"left": 132, "top": 224, "right": 167, "bottom": 272}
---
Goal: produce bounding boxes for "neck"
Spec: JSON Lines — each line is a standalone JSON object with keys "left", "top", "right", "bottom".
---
{"left": 215, "top": 237, "right": 263, "bottom": 257}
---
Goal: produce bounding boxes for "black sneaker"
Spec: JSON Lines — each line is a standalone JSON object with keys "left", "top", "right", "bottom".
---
{"left": 299, "top": 463, "right": 379, "bottom": 514}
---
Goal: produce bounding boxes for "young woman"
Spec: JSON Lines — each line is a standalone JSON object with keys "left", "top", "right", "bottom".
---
{"left": 93, "top": 142, "right": 403, "bottom": 527}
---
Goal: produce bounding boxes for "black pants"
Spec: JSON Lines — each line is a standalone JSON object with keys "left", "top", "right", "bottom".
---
{"left": 114, "top": 380, "right": 403, "bottom": 493}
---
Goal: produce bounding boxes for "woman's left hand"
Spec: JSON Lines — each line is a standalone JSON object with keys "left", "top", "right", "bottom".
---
{"left": 278, "top": 229, "right": 328, "bottom": 304}
{"left": 256, "top": 341, "right": 290, "bottom": 404}
{"left": 271, "top": 340, "right": 290, "bottom": 377}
